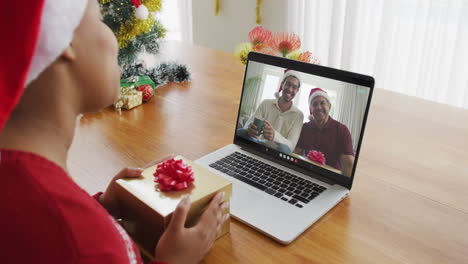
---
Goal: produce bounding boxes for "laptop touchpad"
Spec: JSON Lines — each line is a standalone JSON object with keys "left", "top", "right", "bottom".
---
{"left": 230, "top": 183, "right": 266, "bottom": 214}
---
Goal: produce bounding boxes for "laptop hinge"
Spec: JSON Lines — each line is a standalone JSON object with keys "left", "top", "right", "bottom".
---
{"left": 239, "top": 145, "right": 338, "bottom": 186}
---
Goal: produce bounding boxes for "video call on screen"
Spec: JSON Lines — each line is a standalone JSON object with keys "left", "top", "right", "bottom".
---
{"left": 236, "top": 61, "right": 370, "bottom": 177}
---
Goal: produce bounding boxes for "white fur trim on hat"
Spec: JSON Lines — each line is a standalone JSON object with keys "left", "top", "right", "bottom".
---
{"left": 308, "top": 90, "right": 330, "bottom": 106}
{"left": 283, "top": 70, "right": 302, "bottom": 82}
{"left": 26, "top": 0, "right": 88, "bottom": 87}
{"left": 135, "top": 4, "right": 149, "bottom": 20}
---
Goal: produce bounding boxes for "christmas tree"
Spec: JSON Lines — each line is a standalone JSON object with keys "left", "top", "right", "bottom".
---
{"left": 99, "top": 0, "right": 164, "bottom": 66}
{"left": 99, "top": 0, "right": 190, "bottom": 87}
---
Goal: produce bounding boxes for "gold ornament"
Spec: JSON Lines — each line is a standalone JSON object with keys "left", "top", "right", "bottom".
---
{"left": 215, "top": 0, "right": 220, "bottom": 16}
{"left": 256, "top": 0, "right": 263, "bottom": 24}
{"left": 213, "top": 0, "right": 263, "bottom": 24}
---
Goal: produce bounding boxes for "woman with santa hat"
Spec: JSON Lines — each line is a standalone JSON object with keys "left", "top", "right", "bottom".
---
{"left": 0, "top": 1, "right": 228, "bottom": 263}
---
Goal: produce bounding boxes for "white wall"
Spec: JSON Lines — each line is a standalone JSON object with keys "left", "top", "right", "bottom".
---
{"left": 192, "top": 0, "right": 288, "bottom": 52}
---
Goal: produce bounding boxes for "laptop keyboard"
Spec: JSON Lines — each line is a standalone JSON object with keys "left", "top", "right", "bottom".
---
{"left": 209, "top": 152, "right": 327, "bottom": 208}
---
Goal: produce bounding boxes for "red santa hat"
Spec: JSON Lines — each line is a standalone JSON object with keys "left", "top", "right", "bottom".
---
{"left": 274, "top": 69, "right": 302, "bottom": 98}
{"left": 0, "top": 0, "right": 87, "bottom": 132}
{"left": 130, "top": 0, "right": 150, "bottom": 19}
{"left": 308, "top": 88, "right": 331, "bottom": 120}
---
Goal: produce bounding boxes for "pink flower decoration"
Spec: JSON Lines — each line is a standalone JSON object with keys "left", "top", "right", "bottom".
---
{"left": 297, "top": 51, "right": 320, "bottom": 64}
{"left": 307, "top": 150, "right": 326, "bottom": 165}
{"left": 257, "top": 46, "right": 276, "bottom": 55}
{"left": 153, "top": 158, "right": 195, "bottom": 191}
{"left": 249, "top": 26, "right": 272, "bottom": 46}
{"left": 235, "top": 26, "right": 319, "bottom": 65}
{"left": 252, "top": 42, "right": 269, "bottom": 52}
{"left": 269, "top": 32, "right": 301, "bottom": 57}
{"left": 309, "top": 54, "right": 321, "bottom": 65}
{"left": 298, "top": 51, "right": 312, "bottom": 63}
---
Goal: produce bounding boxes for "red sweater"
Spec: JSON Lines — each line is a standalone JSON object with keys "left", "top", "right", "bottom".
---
{"left": 0, "top": 149, "right": 162, "bottom": 264}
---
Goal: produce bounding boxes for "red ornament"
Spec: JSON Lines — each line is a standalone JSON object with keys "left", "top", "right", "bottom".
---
{"left": 130, "top": 0, "right": 141, "bottom": 8}
{"left": 307, "top": 150, "right": 326, "bottom": 165}
{"left": 153, "top": 158, "right": 195, "bottom": 192}
{"left": 137, "top": 84, "right": 153, "bottom": 102}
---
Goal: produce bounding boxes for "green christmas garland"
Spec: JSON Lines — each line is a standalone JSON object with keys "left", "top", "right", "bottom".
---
{"left": 121, "top": 62, "right": 191, "bottom": 88}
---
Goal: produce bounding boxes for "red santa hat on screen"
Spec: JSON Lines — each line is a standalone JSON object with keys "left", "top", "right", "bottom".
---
{"left": 274, "top": 69, "right": 302, "bottom": 98}
{"left": 0, "top": 0, "right": 87, "bottom": 132}
{"left": 308, "top": 88, "right": 331, "bottom": 120}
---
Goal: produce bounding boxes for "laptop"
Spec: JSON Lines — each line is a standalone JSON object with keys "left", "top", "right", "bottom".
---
{"left": 196, "top": 52, "right": 374, "bottom": 244}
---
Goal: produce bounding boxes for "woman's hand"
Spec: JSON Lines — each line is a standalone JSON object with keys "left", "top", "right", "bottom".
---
{"left": 98, "top": 156, "right": 173, "bottom": 218}
{"left": 155, "top": 192, "right": 229, "bottom": 264}
{"left": 98, "top": 167, "right": 143, "bottom": 218}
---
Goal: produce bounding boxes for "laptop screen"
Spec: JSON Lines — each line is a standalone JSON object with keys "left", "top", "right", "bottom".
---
{"left": 234, "top": 52, "right": 374, "bottom": 187}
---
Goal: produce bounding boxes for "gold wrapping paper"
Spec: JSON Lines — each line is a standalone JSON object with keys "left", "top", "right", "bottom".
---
{"left": 116, "top": 156, "right": 232, "bottom": 259}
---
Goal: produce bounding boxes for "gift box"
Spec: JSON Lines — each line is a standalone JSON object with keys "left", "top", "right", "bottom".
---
{"left": 115, "top": 156, "right": 232, "bottom": 259}
{"left": 121, "top": 75, "right": 156, "bottom": 90}
{"left": 114, "top": 88, "right": 143, "bottom": 111}
{"left": 114, "top": 76, "right": 156, "bottom": 111}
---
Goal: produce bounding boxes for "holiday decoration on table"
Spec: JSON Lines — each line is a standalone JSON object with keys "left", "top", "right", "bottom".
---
{"left": 121, "top": 62, "right": 191, "bottom": 88}
{"left": 99, "top": 0, "right": 190, "bottom": 89}
{"left": 307, "top": 150, "right": 326, "bottom": 165}
{"left": 114, "top": 85, "right": 143, "bottom": 111}
{"left": 121, "top": 75, "right": 156, "bottom": 90}
{"left": 235, "top": 26, "right": 320, "bottom": 65}
{"left": 114, "top": 76, "right": 156, "bottom": 111}
{"left": 153, "top": 158, "right": 195, "bottom": 191}
{"left": 113, "top": 62, "right": 192, "bottom": 112}
{"left": 137, "top": 84, "right": 153, "bottom": 102}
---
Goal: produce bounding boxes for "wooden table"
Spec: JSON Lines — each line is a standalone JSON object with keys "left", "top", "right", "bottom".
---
{"left": 69, "top": 41, "right": 468, "bottom": 264}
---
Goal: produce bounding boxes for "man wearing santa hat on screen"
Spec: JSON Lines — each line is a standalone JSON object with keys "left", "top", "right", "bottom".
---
{"left": 294, "top": 88, "right": 355, "bottom": 177}
{"left": 237, "top": 69, "right": 304, "bottom": 154}
{"left": 0, "top": 1, "right": 228, "bottom": 263}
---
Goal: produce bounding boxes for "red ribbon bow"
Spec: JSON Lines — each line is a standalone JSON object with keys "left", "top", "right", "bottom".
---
{"left": 154, "top": 158, "right": 195, "bottom": 191}
{"left": 307, "top": 150, "right": 326, "bottom": 165}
